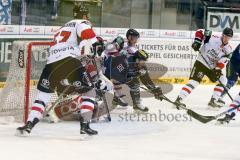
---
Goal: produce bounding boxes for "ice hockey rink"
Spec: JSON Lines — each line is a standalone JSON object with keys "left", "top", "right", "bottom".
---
{"left": 1, "top": 84, "right": 240, "bottom": 160}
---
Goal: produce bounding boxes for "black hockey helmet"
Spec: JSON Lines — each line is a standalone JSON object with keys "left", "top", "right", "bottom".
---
{"left": 126, "top": 29, "right": 140, "bottom": 39}
{"left": 223, "top": 27, "right": 233, "bottom": 37}
{"left": 73, "top": 3, "right": 89, "bottom": 19}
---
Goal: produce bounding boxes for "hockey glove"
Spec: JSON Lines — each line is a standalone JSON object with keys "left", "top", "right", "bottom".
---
{"left": 135, "top": 50, "right": 149, "bottom": 61}
{"left": 95, "top": 79, "right": 108, "bottom": 91}
{"left": 151, "top": 87, "right": 164, "bottom": 101}
{"left": 212, "top": 68, "right": 222, "bottom": 81}
{"left": 191, "top": 40, "right": 202, "bottom": 51}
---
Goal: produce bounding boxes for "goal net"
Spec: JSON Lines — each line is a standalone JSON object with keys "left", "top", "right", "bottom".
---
{"left": 0, "top": 41, "right": 58, "bottom": 123}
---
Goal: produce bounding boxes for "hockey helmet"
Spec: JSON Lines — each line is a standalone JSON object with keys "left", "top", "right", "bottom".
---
{"left": 73, "top": 3, "right": 89, "bottom": 19}
{"left": 223, "top": 27, "right": 233, "bottom": 37}
{"left": 112, "top": 36, "right": 124, "bottom": 51}
{"left": 126, "top": 29, "right": 140, "bottom": 39}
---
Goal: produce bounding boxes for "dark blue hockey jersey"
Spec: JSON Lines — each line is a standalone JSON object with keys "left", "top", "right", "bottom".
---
{"left": 230, "top": 44, "right": 240, "bottom": 71}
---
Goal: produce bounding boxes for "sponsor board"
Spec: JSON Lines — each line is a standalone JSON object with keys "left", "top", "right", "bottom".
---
{"left": 19, "top": 25, "right": 45, "bottom": 35}
{"left": 100, "top": 27, "right": 127, "bottom": 37}
{"left": 207, "top": 11, "right": 240, "bottom": 32}
{"left": 159, "top": 30, "right": 191, "bottom": 39}
{"left": 138, "top": 38, "right": 197, "bottom": 77}
{"left": 137, "top": 29, "right": 160, "bottom": 38}
{"left": 0, "top": 77, "right": 236, "bottom": 89}
{"left": 44, "top": 26, "right": 61, "bottom": 35}
{"left": 0, "top": 25, "right": 240, "bottom": 40}
{"left": 17, "top": 49, "right": 24, "bottom": 68}
{"left": 0, "top": 25, "right": 18, "bottom": 34}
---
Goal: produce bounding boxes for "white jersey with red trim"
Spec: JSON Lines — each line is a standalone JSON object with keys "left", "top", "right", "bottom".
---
{"left": 48, "top": 19, "right": 97, "bottom": 64}
{"left": 197, "top": 35, "right": 232, "bottom": 69}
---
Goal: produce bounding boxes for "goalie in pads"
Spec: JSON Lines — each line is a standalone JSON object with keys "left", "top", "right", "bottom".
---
{"left": 16, "top": 4, "right": 111, "bottom": 136}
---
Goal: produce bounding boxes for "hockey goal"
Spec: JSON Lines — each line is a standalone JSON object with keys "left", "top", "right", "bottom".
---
{"left": 0, "top": 41, "right": 58, "bottom": 123}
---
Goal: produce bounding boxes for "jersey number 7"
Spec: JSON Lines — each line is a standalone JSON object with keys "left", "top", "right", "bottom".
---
{"left": 52, "top": 31, "right": 71, "bottom": 45}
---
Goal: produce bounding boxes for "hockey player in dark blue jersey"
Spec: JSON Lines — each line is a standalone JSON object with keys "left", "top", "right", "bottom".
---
{"left": 217, "top": 44, "right": 240, "bottom": 105}
{"left": 103, "top": 29, "right": 164, "bottom": 112}
{"left": 124, "top": 29, "right": 164, "bottom": 112}
{"left": 102, "top": 36, "right": 129, "bottom": 107}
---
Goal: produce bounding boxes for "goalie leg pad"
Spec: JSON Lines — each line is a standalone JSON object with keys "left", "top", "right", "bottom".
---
{"left": 54, "top": 96, "right": 81, "bottom": 119}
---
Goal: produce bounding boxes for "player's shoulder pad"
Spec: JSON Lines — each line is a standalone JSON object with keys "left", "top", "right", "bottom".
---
{"left": 64, "top": 20, "right": 77, "bottom": 27}
{"left": 74, "top": 19, "right": 92, "bottom": 27}
{"left": 126, "top": 46, "right": 138, "bottom": 54}
{"left": 222, "top": 44, "right": 233, "bottom": 56}
{"left": 81, "top": 20, "right": 92, "bottom": 26}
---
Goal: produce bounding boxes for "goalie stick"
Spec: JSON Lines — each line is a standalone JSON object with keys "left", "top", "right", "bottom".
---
{"left": 140, "top": 86, "right": 217, "bottom": 123}
{"left": 44, "top": 85, "right": 72, "bottom": 117}
{"left": 199, "top": 51, "right": 233, "bottom": 101}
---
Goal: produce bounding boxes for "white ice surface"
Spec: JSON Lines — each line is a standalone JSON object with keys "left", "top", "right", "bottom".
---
{"left": 1, "top": 84, "right": 240, "bottom": 160}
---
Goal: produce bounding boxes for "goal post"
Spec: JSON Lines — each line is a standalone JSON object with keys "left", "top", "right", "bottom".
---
{"left": 0, "top": 41, "right": 57, "bottom": 123}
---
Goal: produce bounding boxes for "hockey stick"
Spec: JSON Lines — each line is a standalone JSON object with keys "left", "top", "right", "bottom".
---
{"left": 140, "top": 86, "right": 216, "bottom": 123}
{"left": 91, "top": 57, "right": 111, "bottom": 122}
{"left": 140, "top": 86, "right": 187, "bottom": 110}
{"left": 44, "top": 85, "right": 72, "bottom": 117}
{"left": 188, "top": 104, "right": 240, "bottom": 124}
{"left": 198, "top": 51, "right": 233, "bottom": 101}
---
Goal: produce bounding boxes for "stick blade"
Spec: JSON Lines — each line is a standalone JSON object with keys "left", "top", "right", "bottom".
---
{"left": 187, "top": 109, "right": 215, "bottom": 123}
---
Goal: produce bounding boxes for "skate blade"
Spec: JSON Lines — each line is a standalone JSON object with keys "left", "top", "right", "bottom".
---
{"left": 79, "top": 134, "right": 94, "bottom": 141}
{"left": 91, "top": 117, "right": 110, "bottom": 123}
{"left": 15, "top": 129, "right": 29, "bottom": 137}
{"left": 207, "top": 106, "right": 221, "bottom": 111}
{"left": 116, "top": 106, "right": 128, "bottom": 110}
{"left": 215, "top": 120, "right": 228, "bottom": 126}
{"left": 133, "top": 109, "right": 148, "bottom": 114}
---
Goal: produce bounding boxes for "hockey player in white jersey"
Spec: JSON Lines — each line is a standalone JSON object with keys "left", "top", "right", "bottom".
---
{"left": 16, "top": 4, "right": 111, "bottom": 136}
{"left": 175, "top": 27, "right": 233, "bottom": 109}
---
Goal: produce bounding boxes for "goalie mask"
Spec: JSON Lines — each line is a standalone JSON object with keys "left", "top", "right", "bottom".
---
{"left": 73, "top": 3, "right": 90, "bottom": 19}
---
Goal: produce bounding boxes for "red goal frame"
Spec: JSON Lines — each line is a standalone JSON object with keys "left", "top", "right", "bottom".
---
{"left": 24, "top": 41, "right": 52, "bottom": 123}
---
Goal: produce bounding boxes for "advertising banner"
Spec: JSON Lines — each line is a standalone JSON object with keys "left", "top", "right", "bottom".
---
{"left": 207, "top": 11, "right": 240, "bottom": 32}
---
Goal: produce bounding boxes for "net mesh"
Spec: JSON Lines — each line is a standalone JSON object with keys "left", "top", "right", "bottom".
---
{"left": 0, "top": 41, "right": 57, "bottom": 122}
